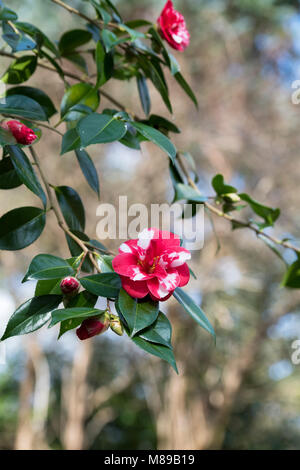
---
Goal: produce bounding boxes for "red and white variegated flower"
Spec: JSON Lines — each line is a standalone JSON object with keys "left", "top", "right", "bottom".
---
{"left": 112, "top": 228, "right": 191, "bottom": 301}
{"left": 157, "top": 0, "right": 190, "bottom": 52}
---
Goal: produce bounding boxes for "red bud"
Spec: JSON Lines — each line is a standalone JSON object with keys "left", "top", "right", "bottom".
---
{"left": 60, "top": 276, "right": 80, "bottom": 295}
{"left": 2, "top": 120, "right": 37, "bottom": 145}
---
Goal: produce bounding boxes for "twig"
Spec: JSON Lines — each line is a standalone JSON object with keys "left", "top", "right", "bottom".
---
{"left": 177, "top": 153, "right": 300, "bottom": 255}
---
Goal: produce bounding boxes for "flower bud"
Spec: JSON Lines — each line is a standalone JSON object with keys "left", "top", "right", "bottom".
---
{"left": 1, "top": 120, "right": 37, "bottom": 145}
{"left": 223, "top": 193, "right": 241, "bottom": 203}
{"left": 60, "top": 276, "right": 80, "bottom": 296}
{"left": 76, "top": 312, "right": 110, "bottom": 341}
{"left": 110, "top": 314, "right": 124, "bottom": 336}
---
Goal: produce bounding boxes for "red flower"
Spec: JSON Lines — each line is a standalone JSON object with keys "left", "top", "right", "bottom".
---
{"left": 112, "top": 228, "right": 191, "bottom": 301}
{"left": 76, "top": 315, "right": 109, "bottom": 341}
{"left": 157, "top": 0, "right": 190, "bottom": 51}
{"left": 2, "top": 120, "right": 37, "bottom": 145}
{"left": 60, "top": 276, "right": 80, "bottom": 296}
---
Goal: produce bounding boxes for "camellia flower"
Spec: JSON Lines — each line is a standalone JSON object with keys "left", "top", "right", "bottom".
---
{"left": 112, "top": 228, "right": 191, "bottom": 301}
{"left": 157, "top": 0, "right": 190, "bottom": 52}
{"left": 76, "top": 313, "right": 110, "bottom": 341}
{"left": 1, "top": 120, "right": 37, "bottom": 145}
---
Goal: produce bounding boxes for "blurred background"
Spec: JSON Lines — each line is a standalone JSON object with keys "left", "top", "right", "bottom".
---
{"left": 1, "top": 0, "right": 300, "bottom": 450}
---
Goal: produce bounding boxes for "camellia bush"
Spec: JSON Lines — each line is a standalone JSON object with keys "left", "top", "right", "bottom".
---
{"left": 0, "top": 0, "right": 299, "bottom": 373}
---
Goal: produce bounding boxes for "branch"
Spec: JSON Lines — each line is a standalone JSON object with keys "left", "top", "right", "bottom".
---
{"left": 0, "top": 50, "right": 127, "bottom": 115}
{"left": 177, "top": 153, "right": 300, "bottom": 255}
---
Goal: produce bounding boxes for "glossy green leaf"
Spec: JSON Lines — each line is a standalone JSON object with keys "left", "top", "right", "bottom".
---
{"left": 0, "top": 127, "right": 17, "bottom": 147}
{"left": 61, "top": 128, "right": 81, "bottom": 154}
{"left": 1, "top": 295, "right": 62, "bottom": 340}
{"left": 173, "top": 287, "right": 215, "bottom": 339}
{"left": 23, "top": 254, "right": 75, "bottom": 282}
{"left": 77, "top": 113, "right": 127, "bottom": 147}
{"left": 58, "top": 29, "right": 92, "bottom": 55}
{"left": 174, "top": 184, "right": 207, "bottom": 203}
{"left": 144, "top": 114, "right": 180, "bottom": 134}
{"left": 7, "top": 146, "right": 47, "bottom": 207}
{"left": 80, "top": 273, "right": 121, "bottom": 298}
{"left": 281, "top": 259, "right": 300, "bottom": 288}
{"left": 118, "top": 288, "right": 159, "bottom": 337}
{"left": 130, "top": 121, "right": 176, "bottom": 162}
{"left": 0, "top": 206, "right": 46, "bottom": 250}
{"left": 60, "top": 83, "right": 100, "bottom": 121}
{"left": 239, "top": 193, "right": 280, "bottom": 227}
{"left": 75, "top": 148, "right": 100, "bottom": 197}
{"left": 15, "top": 22, "right": 59, "bottom": 56}
{"left": 97, "top": 254, "right": 114, "bottom": 273}
{"left": 0, "top": 157, "right": 21, "bottom": 189}
{"left": 35, "top": 258, "right": 80, "bottom": 296}
{"left": 7, "top": 86, "right": 56, "bottom": 119}
{"left": 174, "top": 72, "right": 198, "bottom": 108}
{"left": 65, "top": 230, "right": 94, "bottom": 273}
{"left": 1, "top": 55, "right": 37, "bottom": 84}
{"left": 137, "top": 73, "right": 151, "bottom": 116}
{"left": 95, "top": 40, "right": 114, "bottom": 87}
{"left": 132, "top": 335, "right": 178, "bottom": 373}
{"left": 0, "top": 95, "right": 47, "bottom": 121}
{"left": 59, "top": 291, "right": 98, "bottom": 337}
{"left": 139, "top": 312, "right": 173, "bottom": 349}
{"left": 212, "top": 174, "right": 237, "bottom": 196}
{"left": 50, "top": 307, "right": 103, "bottom": 327}
{"left": 54, "top": 185, "right": 85, "bottom": 232}
{"left": 0, "top": 5, "right": 18, "bottom": 21}
{"left": 2, "top": 22, "right": 36, "bottom": 52}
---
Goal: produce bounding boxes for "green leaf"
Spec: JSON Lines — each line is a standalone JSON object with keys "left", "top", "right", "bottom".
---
{"left": 281, "top": 259, "right": 300, "bottom": 288}
{"left": 61, "top": 128, "right": 81, "bottom": 154}
{"left": 75, "top": 148, "right": 100, "bottom": 197}
{"left": 174, "top": 72, "right": 198, "bottom": 108}
{"left": 58, "top": 29, "right": 92, "bottom": 55}
{"left": 60, "top": 83, "right": 100, "bottom": 121}
{"left": 97, "top": 254, "right": 114, "bottom": 273}
{"left": 23, "top": 254, "right": 75, "bottom": 282}
{"left": 144, "top": 114, "right": 180, "bottom": 134}
{"left": 58, "top": 291, "right": 98, "bottom": 337}
{"left": 6, "top": 86, "right": 57, "bottom": 119}
{"left": 0, "top": 157, "right": 21, "bottom": 188}
{"left": 174, "top": 184, "right": 207, "bottom": 203}
{"left": 239, "top": 193, "right": 280, "bottom": 227}
{"left": 0, "top": 206, "right": 46, "bottom": 250}
{"left": 80, "top": 273, "right": 121, "bottom": 298}
{"left": 50, "top": 307, "right": 103, "bottom": 327}
{"left": 7, "top": 145, "right": 47, "bottom": 207}
{"left": 130, "top": 121, "right": 176, "bottom": 162}
{"left": 2, "top": 23, "right": 36, "bottom": 52}
{"left": 173, "top": 287, "right": 215, "bottom": 339}
{"left": 54, "top": 185, "right": 85, "bottom": 232}
{"left": 77, "top": 113, "right": 127, "bottom": 147}
{"left": 34, "top": 257, "right": 80, "bottom": 296}
{"left": 0, "top": 127, "right": 17, "bottom": 146}
{"left": 1, "top": 55, "right": 37, "bottom": 84}
{"left": 137, "top": 73, "right": 151, "bottom": 116}
{"left": 140, "top": 57, "right": 172, "bottom": 113}
{"left": 0, "top": 6, "right": 18, "bottom": 21}
{"left": 0, "top": 95, "right": 47, "bottom": 121}
{"left": 139, "top": 312, "right": 173, "bottom": 349}
{"left": 212, "top": 174, "right": 237, "bottom": 196}
{"left": 95, "top": 40, "right": 114, "bottom": 87}
{"left": 118, "top": 288, "right": 159, "bottom": 337}
{"left": 132, "top": 335, "right": 178, "bottom": 373}
{"left": 15, "top": 21, "right": 59, "bottom": 56}
{"left": 1, "top": 295, "right": 62, "bottom": 340}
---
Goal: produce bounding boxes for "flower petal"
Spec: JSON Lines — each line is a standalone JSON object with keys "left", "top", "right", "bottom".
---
{"left": 176, "top": 263, "right": 190, "bottom": 287}
{"left": 120, "top": 276, "right": 149, "bottom": 299}
{"left": 112, "top": 253, "right": 138, "bottom": 276}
